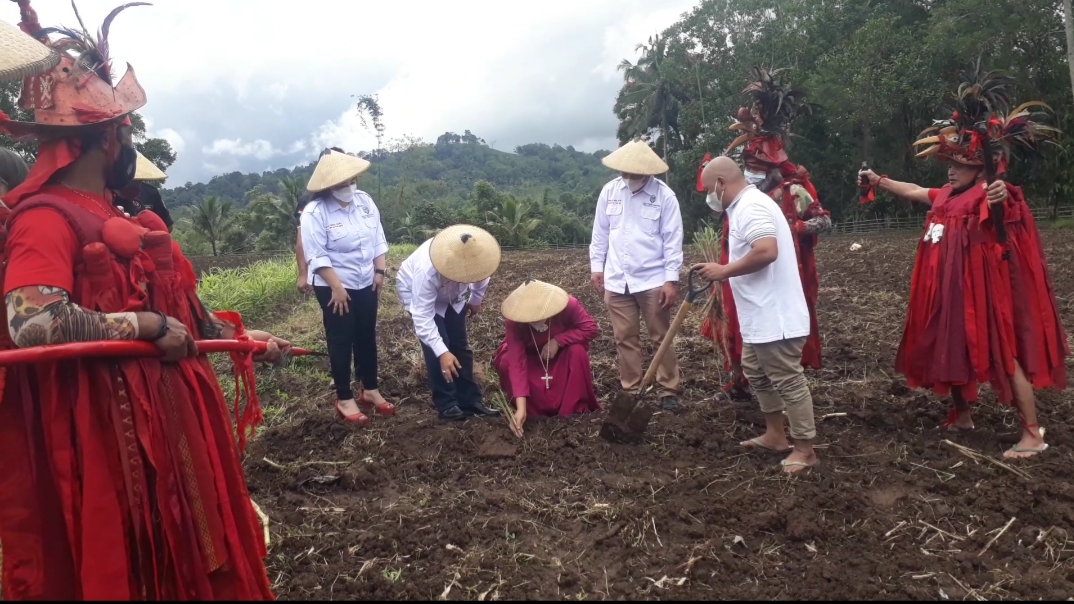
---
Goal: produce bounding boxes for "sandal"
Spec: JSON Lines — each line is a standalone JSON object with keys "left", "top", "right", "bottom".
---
{"left": 781, "top": 459, "right": 820, "bottom": 475}
{"left": 358, "top": 391, "right": 397, "bottom": 417}
{"left": 335, "top": 400, "right": 369, "bottom": 426}
{"left": 740, "top": 437, "right": 792, "bottom": 454}
{"left": 1003, "top": 424, "right": 1048, "bottom": 459}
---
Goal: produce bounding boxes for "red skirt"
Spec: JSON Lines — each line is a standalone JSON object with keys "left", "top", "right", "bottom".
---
{"left": 895, "top": 188, "right": 1068, "bottom": 403}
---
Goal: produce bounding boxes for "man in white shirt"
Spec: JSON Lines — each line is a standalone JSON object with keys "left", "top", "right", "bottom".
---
{"left": 694, "top": 156, "right": 818, "bottom": 475}
{"left": 397, "top": 225, "right": 501, "bottom": 421}
{"left": 590, "top": 140, "right": 685, "bottom": 411}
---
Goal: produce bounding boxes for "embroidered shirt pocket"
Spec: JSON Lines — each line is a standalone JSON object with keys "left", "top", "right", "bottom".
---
{"left": 640, "top": 205, "right": 661, "bottom": 235}
{"left": 326, "top": 222, "right": 349, "bottom": 242}
{"left": 606, "top": 200, "right": 624, "bottom": 229}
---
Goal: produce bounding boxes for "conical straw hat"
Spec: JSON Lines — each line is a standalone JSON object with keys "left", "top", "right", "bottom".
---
{"left": 430, "top": 224, "right": 501, "bottom": 284}
{"left": 134, "top": 151, "right": 167, "bottom": 182}
{"left": 306, "top": 150, "right": 371, "bottom": 193}
{"left": 601, "top": 140, "right": 669, "bottom": 175}
{"left": 0, "top": 19, "right": 60, "bottom": 83}
{"left": 501, "top": 279, "right": 569, "bottom": 323}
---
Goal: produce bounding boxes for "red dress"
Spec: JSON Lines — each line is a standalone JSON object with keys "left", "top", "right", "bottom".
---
{"left": 0, "top": 186, "right": 273, "bottom": 600}
{"left": 895, "top": 183, "right": 1068, "bottom": 403}
{"left": 492, "top": 296, "right": 601, "bottom": 417}
{"left": 706, "top": 175, "right": 825, "bottom": 371}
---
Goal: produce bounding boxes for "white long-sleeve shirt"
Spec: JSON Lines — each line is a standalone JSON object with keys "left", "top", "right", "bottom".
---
{"left": 300, "top": 190, "right": 389, "bottom": 290}
{"left": 396, "top": 239, "right": 490, "bottom": 358}
{"left": 589, "top": 176, "right": 684, "bottom": 295}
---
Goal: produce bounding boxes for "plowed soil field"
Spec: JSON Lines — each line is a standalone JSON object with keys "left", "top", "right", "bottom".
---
{"left": 247, "top": 230, "right": 1074, "bottom": 600}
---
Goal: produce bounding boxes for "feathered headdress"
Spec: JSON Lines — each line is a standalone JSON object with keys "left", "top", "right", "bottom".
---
{"left": 724, "top": 66, "right": 812, "bottom": 165}
{"left": 0, "top": 0, "right": 149, "bottom": 140}
{"left": 912, "top": 60, "right": 1059, "bottom": 175}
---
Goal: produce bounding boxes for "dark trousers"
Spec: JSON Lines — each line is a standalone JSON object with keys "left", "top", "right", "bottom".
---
{"left": 420, "top": 306, "right": 483, "bottom": 413}
{"left": 315, "top": 285, "right": 378, "bottom": 401}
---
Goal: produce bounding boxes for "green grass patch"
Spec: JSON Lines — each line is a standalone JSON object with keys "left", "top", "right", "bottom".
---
{"left": 198, "top": 245, "right": 418, "bottom": 327}
{"left": 198, "top": 258, "right": 301, "bottom": 324}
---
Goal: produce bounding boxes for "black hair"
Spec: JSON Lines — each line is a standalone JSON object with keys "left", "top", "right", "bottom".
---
{"left": 0, "top": 148, "right": 29, "bottom": 191}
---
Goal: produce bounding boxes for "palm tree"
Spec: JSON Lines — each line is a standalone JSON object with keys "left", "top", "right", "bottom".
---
{"left": 395, "top": 211, "right": 437, "bottom": 244}
{"left": 190, "top": 196, "right": 236, "bottom": 256}
{"left": 485, "top": 197, "right": 540, "bottom": 248}
{"left": 615, "top": 34, "right": 683, "bottom": 166}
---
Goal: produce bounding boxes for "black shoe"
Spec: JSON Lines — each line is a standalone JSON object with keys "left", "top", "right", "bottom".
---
{"left": 466, "top": 402, "right": 498, "bottom": 418}
{"left": 660, "top": 396, "right": 683, "bottom": 413}
{"left": 439, "top": 406, "right": 468, "bottom": 421}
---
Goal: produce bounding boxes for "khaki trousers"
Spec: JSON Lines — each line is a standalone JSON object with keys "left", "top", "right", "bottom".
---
{"left": 605, "top": 288, "right": 681, "bottom": 396}
{"left": 741, "top": 337, "right": 816, "bottom": 441}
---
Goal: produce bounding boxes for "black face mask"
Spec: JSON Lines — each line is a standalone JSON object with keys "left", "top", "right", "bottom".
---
{"left": 106, "top": 144, "right": 138, "bottom": 191}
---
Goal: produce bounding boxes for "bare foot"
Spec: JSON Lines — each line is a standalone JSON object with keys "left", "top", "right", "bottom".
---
{"left": 943, "top": 409, "right": 975, "bottom": 432}
{"left": 740, "top": 432, "right": 791, "bottom": 452}
{"left": 337, "top": 398, "right": 360, "bottom": 416}
{"left": 1003, "top": 427, "right": 1048, "bottom": 459}
{"left": 781, "top": 447, "right": 819, "bottom": 475}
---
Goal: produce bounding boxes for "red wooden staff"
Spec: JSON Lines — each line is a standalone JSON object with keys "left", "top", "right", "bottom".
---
{"left": 0, "top": 340, "right": 326, "bottom": 365}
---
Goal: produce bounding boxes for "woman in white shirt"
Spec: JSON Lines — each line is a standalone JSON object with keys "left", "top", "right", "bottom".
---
{"left": 300, "top": 149, "right": 394, "bottom": 426}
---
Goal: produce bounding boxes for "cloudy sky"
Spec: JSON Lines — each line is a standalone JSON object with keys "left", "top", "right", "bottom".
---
{"left": 16, "top": 0, "right": 697, "bottom": 184}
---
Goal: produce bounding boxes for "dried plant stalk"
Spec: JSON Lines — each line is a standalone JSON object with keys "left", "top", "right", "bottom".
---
{"left": 490, "top": 392, "right": 523, "bottom": 438}
{"left": 693, "top": 224, "right": 731, "bottom": 370}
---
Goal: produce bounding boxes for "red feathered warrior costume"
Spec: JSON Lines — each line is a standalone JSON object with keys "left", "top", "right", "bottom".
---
{"left": 699, "top": 67, "right": 829, "bottom": 395}
{"left": 0, "top": 1, "right": 273, "bottom": 600}
{"left": 893, "top": 70, "right": 1067, "bottom": 410}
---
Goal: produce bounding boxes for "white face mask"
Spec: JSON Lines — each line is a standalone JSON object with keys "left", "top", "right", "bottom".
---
{"left": 706, "top": 190, "right": 724, "bottom": 214}
{"left": 623, "top": 175, "right": 647, "bottom": 192}
{"left": 529, "top": 321, "right": 549, "bottom": 332}
{"left": 331, "top": 184, "right": 356, "bottom": 203}
{"left": 744, "top": 170, "right": 766, "bottom": 186}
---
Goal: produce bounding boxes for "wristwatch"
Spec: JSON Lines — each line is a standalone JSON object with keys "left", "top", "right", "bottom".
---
{"left": 375, "top": 269, "right": 387, "bottom": 276}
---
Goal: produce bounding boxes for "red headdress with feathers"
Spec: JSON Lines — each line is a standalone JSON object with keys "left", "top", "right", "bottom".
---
{"left": 912, "top": 60, "right": 1059, "bottom": 176}
{"left": 1, "top": 0, "right": 149, "bottom": 207}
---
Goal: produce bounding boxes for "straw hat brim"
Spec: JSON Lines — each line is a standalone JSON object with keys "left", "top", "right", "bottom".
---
{"left": 134, "top": 151, "right": 167, "bottom": 181}
{"left": 601, "top": 140, "right": 669, "bottom": 175}
{"left": 501, "top": 280, "right": 569, "bottom": 323}
{"left": 307, "top": 151, "right": 371, "bottom": 192}
{"left": 0, "top": 19, "right": 60, "bottom": 83}
{"left": 430, "top": 225, "right": 501, "bottom": 284}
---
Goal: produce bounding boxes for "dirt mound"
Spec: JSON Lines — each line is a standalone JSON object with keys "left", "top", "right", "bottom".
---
{"left": 245, "top": 231, "right": 1074, "bottom": 600}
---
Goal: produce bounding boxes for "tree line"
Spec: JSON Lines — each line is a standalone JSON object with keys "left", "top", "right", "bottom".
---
{"left": 612, "top": 0, "right": 1074, "bottom": 235}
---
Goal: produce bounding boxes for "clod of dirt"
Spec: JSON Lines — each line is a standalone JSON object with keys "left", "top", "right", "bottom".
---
{"left": 476, "top": 434, "right": 518, "bottom": 459}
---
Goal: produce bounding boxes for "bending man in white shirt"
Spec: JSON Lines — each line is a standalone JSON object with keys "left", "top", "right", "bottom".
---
{"left": 590, "top": 140, "right": 684, "bottom": 411}
{"left": 694, "top": 156, "right": 819, "bottom": 475}
{"left": 397, "top": 225, "right": 502, "bottom": 421}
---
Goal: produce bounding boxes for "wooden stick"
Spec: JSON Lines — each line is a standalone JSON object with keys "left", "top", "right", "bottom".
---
{"left": 942, "top": 440, "right": 1032, "bottom": 480}
{"left": 978, "top": 517, "right": 1016, "bottom": 557}
{"left": 250, "top": 498, "right": 271, "bottom": 548}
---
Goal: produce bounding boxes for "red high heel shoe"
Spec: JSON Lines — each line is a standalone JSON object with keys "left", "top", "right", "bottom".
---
{"left": 335, "top": 400, "right": 369, "bottom": 426}
{"left": 358, "top": 390, "right": 397, "bottom": 417}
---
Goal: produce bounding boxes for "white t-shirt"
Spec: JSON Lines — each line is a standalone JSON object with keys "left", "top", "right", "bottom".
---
{"left": 724, "top": 185, "right": 810, "bottom": 344}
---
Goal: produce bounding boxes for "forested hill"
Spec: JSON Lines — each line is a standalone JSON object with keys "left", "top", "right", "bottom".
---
{"left": 161, "top": 135, "right": 613, "bottom": 209}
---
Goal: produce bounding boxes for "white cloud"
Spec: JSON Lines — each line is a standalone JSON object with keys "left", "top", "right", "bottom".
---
{"left": 32, "top": 0, "right": 696, "bottom": 183}
{"left": 155, "top": 128, "right": 186, "bottom": 153}
{"left": 202, "top": 139, "right": 277, "bottom": 160}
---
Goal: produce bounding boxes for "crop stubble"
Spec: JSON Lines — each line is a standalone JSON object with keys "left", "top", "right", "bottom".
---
{"left": 244, "top": 231, "right": 1074, "bottom": 600}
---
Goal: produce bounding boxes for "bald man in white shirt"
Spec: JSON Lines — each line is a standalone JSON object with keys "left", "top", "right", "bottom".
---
{"left": 694, "top": 156, "right": 819, "bottom": 475}
{"left": 590, "top": 141, "right": 685, "bottom": 411}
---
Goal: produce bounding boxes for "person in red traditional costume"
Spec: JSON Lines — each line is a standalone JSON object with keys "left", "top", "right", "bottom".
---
{"left": 492, "top": 279, "right": 601, "bottom": 436}
{"left": 0, "top": 1, "right": 287, "bottom": 599}
{"left": 699, "top": 67, "right": 830, "bottom": 404}
{"left": 858, "top": 64, "right": 1066, "bottom": 459}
